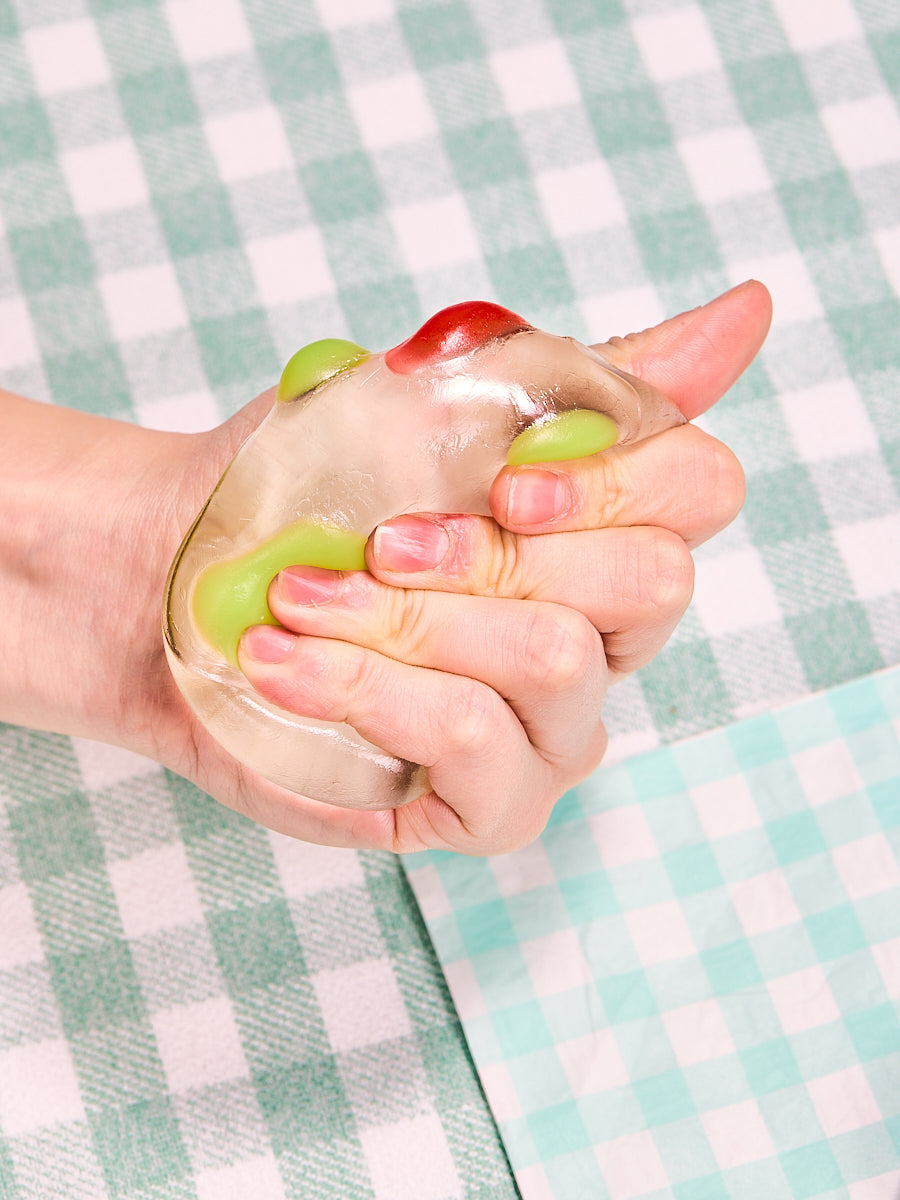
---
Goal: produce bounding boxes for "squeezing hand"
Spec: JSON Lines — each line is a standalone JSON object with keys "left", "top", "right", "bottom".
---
{"left": 164, "top": 301, "right": 686, "bottom": 810}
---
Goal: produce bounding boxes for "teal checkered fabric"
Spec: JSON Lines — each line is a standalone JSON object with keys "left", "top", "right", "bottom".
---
{"left": 409, "top": 667, "right": 900, "bottom": 1198}
{"left": 0, "top": 0, "right": 898, "bottom": 1197}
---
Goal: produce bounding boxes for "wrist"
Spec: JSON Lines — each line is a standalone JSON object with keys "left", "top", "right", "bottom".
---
{"left": 0, "top": 390, "right": 244, "bottom": 754}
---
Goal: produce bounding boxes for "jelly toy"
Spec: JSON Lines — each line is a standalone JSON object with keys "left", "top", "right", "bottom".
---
{"left": 163, "top": 301, "right": 684, "bottom": 810}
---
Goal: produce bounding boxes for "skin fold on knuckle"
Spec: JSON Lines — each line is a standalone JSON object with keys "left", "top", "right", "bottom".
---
{"left": 433, "top": 676, "right": 504, "bottom": 765}
{"left": 580, "top": 451, "right": 634, "bottom": 529}
{"left": 382, "top": 586, "right": 433, "bottom": 661}
{"left": 518, "top": 603, "right": 599, "bottom": 697}
{"left": 643, "top": 528, "right": 695, "bottom": 619}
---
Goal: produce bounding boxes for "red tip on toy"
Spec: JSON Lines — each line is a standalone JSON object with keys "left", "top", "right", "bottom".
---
{"left": 384, "top": 301, "right": 532, "bottom": 374}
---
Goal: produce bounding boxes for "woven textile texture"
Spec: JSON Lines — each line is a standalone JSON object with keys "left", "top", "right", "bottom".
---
{"left": 409, "top": 667, "right": 900, "bottom": 1198}
{"left": 0, "top": 0, "right": 898, "bottom": 1198}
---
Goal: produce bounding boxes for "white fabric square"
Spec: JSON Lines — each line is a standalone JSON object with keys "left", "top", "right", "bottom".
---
{"left": 267, "top": 832, "right": 364, "bottom": 898}
{"left": 61, "top": 139, "right": 149, "bottom": 215}
{"left": 313, "top": 0, "right": 394, "bottom": 28}
{"left": 490, "top": 842, "right": 555, "bottom": 897}
{"left": 347, "top": 73, "right": 437, "bottom": 150}
{"left": 691, "top": 547, "right": 781, "bottom": 637}
{"left": 702, "top": 1099, "right": 775, "bottom": 1169}
{"left": 405, "top": 862, "right": 453, "bottom": 921}
{"left": 0, "top": 297, "right": 41, "bottom": 370}
{"left": 589, "top": 805, "right": 657, "bottom": 867}
{"left": 791, "top": 739, "right": 864, "bottom": 807}
{"left": 850, "top": 1173, "right": 900, "bottom": 1200}
{"left": 314, "top": 959, "right": 411, "bottom": 1053}
{"left": 835, "top": 515, "right": 900, "bottom": 601}
{"left": 165, "top": 0, "right": 252, "bottom": 63}
{"left": 360, "top": 1114, "right": 460, "bottom": 1200}
{"left": 690, "top": 775, "right": 761, "bottom": 839}
{"left": 832, "top": 834, "right": 900, "bottom": 900}
{"left": 679, "top": 127, "right": 771, "bottom": 205}
{"left": 807, "top": 1065, "right": 882, "bottom": 1136}
{"left": 558, "top": 1030, "right": 630, "bottom": 1097}
{"left": 582, "top": 287, "right": 665, "bottom": 344}
{"left": 594, "top": 1130, "right": 668, "bottom": 1200}
{"left": 152, "top": 997, "right": 249, "bottom": 1093}
{"left": 479, "top": 1061, "right": 523, "bottom": 1122}
{"left": 99, "top": 263, "right": 189, "bottom": 341}
{"left": 729, "top": 253, "right": 822, "bottom": 329}
{"left": 872, "top": 937, "right": 900, "bottom": 1000}
{"left": 442, "top": 959, "right": 488, "bottom": 1020}
{"left": 822, "top": 95, "right": 900, "bottom": 171}
{"left": 23, "top": 18, "right": 111, "bottom": 96}
{"left": 137, "top": 390, "right": 220, "bottom": 434}
{"left": 71, "top": 737, "right": 158, "bottom": 789}
{"left": 521, "top": 929, "right": 592, "bottom": 997}
{"left": 767, "top": 964, "right": 841, "bottom": 1034}
{"left": 491, "top": 40, "right": 580, "bottom": 116}
{"left": 205, "top": 107, "right": 293, "bottom": 182}
{"left": 663, "top": 999, "right": 735, "bottom": 1066}
{"left": 771, "top": 0, "right": 863, "bottom": 52}
{"left": 246, "top": 228, "right": 335, "bottom": 306}
{"left": 729, "top": 869, "right": 801, "bottom": 936}
{"left": 390, "top": 195, "right": 480, "bottom": 272}
{"left": 779, "top": 378, "right": 878, "bottom": 462}
{"left": 626, "top": 901, "right": 695, "bottom": 965}
{"left": 196, "top": 1156, "right": 286, "bottom": 1200}
{"left": 0, "top": 883, "right": 44, "bottom": 970}
{"left": 632, "top": 6, "right": 722, "bottom": 83}
{"left": 874, "top": 226, "right": 900, "bottom": 298}
{"left": 0, "top": 1039, "right": 84, "bottom": 1136}
{"left": 109, "top": 843, "right": 203, "bottom": 938}
{"left": 514, "top": 1164, "right": 554, "bottom": 1200}
{"left": 535, "top": 160, "right": 626, "bottom": 237}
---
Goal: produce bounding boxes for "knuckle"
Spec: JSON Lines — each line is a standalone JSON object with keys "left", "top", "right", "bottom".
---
{"left": 493, "top": 528, "right": 530, "bottom": 597}
{"left": 586, "top": 451, "right": 632, "bottom": 527}
{"left": 646, "top": 528, "right": 695, "bottom": 616}
{"left": 440, "top": 679, "right": 500, "bottom": 759}
{"left": 710, "top": 439, "right": 746, "bottom": 527}
{"left": 520, "top": 605, "right": 596, "bottom": 694}
{"left": 332, "top": 641, "right": 372, "bottom": 702}
{"left": 384, "top": 587, "right": 431, "bottom": 657}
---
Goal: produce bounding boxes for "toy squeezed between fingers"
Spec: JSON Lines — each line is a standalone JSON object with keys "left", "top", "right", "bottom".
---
{"left": 163, "top": 302, "right": 685, "bottom": 810}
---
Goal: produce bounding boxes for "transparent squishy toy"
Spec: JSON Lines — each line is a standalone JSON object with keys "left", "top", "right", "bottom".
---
{"left": 164, "top": 301, "right": 685, "bottom": 810}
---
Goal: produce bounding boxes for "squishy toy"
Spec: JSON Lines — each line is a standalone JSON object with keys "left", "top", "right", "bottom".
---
{"left": 163, "top": 301, "right": 684, "bottom": 809}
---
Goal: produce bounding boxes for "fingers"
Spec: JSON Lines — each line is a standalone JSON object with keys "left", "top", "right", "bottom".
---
{"left": 260, "top": 564, "right": 608, "bottom": 754}
{"left": 489, "top": 421, "right": 745, "bottom": 546}
{"left": 596, "top": 279, "right": 772, "bottom": 420}
{"left": 367, "top": 518, "right": 693, "bottom": 678}
{"left": 237, "top": 618, "right": 603, "bottom": 854}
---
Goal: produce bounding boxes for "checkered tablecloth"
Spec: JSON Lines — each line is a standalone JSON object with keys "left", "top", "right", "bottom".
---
{"left": 409, "top": 668, "right": 900, "bottom": 1199}
{"left": 0, "top": 0, "right": 898, "bottom": 1197}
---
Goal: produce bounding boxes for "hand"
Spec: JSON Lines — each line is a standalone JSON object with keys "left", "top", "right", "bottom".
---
{"left": 0, "top": 282, "right": 770, "bottom": 855}
{"left": 237, "top": 281, "right": 772, "bottom": 852}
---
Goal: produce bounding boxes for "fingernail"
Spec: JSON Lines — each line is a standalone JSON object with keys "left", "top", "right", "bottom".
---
{"left": 373, "top": 516, "right": 450, "bottom": 572}
{"left": 504, "top": 469, "right": 573, "bottom": 525}
{"left": 278, "top": 565, "right": 341, "bottom": 606}
{"left": 241, "top": 624, "right": 295, "bottom": 664}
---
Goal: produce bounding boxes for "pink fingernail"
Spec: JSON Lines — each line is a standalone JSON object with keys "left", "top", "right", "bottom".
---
{"left": 373, "top": 516, "right": 450, "bottom": 572}
{"left": 505, "top": 469, "right": 573, "bottom": 525}
{"left": 279, "top": 565, "right": 341, "bottom": 606}
{"left": 241, "top": 624, "right": 295, "bottom": 664}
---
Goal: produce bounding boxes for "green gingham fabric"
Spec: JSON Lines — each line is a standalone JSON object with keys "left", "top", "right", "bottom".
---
{"left": 408, "top": 668, "right": 900, "bottom": 1199}
{"left": 0, "top": 0, "right": 898, "bottom": 1197}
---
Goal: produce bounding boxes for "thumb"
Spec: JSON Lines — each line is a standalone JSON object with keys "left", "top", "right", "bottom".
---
{"left": 594, "top": 279, "right": 772, "bottom": 420}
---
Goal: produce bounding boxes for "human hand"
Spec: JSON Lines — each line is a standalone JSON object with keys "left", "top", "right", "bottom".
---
{"left": 236, "top": 281, "right": 772, "bottom": 852}
{"left": 0, "top": 282, "right": 770, "bottom": 855}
